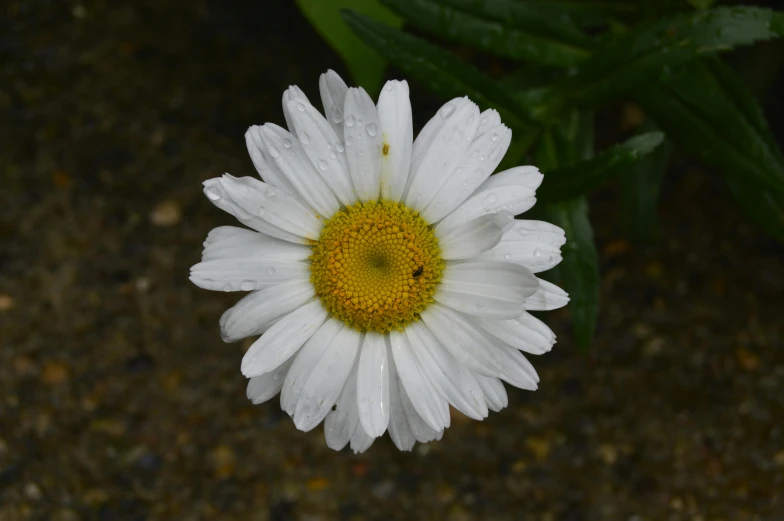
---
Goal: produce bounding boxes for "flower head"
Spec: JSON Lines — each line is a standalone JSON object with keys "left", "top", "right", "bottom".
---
{"left": 190, "top": 71, "right": 569, "bottom": 453}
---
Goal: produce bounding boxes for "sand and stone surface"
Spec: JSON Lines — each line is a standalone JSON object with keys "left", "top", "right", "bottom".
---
{"left": 1, "top": 1, "right": 783, "bottom": 520}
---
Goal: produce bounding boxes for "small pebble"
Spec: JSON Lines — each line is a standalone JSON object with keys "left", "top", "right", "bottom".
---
{"left": 149, "top": 199, "right": 182, "bottom": 227}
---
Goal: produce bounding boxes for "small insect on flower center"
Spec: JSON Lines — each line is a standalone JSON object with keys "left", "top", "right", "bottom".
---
{"left": 310, "top": 200, "right": 444, "bottom": 333}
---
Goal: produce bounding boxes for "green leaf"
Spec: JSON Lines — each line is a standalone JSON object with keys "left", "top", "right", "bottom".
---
{"left": 636, "top": 58, "right": 784, "bottom": 193}
{"left": 637, "top": 58, "right": 784, "bottom": 240}
{"left": 540, "top": 6, "right": 784, "bottom": 118}
{"left": 532, "top": 110, "right": 600, "bottom": 349}
{"left": 379, "top": 0, "right": 592, "bottom": 67}
{"left": 620, "top": 135, "right": 673, "bottom": 244}
{"left": 341, "top": 9, "right": 535, "bottom": 129}
{"left": 295, "top": 0, "right": 402, "bottom": 95}
{"left": 543, "top": 198, "right": 600, "bottom": 349}
{"left": 438, "top": 0, "right": 638, "bottom": 27}
{"left": 538, "top": 131, "right": 665, "bottom": 202}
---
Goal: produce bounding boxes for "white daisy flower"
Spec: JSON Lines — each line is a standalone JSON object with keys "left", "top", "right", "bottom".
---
{"left": 190, "top": 70, "right": 569, "bottom": 453}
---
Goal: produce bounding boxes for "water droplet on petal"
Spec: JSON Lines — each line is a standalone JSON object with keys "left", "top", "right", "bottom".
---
{"left": 346, "top": 115, "right": 355, "bottom": 127}
{"left": 265, "top": 187, "right": 276, "bottom": 197}
{"left": 503, "top": 253, "right": 511, "bottom": 260}
{"left": 223, "top": 283, "right": 233, "bottom": 292}
{"left": 268, "top": 147, "right": 280, "bottom": 158}
{"left": 330, "top": 107, "right": 342, "bottom": 124}
{"left": 318, "top": 159, "right": 328, "bottom": 171}
{"left": 283, "top": 139, "right": 292, "bottom": 149}
{"left": 296, "top": 102, "right": 305, "bottom": 112}
{"left": 329, "top": 151, "right": 337, "bottom": 159}
{"left": 491, "top": 133, "right": 498, "bottom": 142}
{"left": 345, "top": 136, "right": 353, "bottom": 146}
{"left": 357, "top": 118, "right": 363, "bottom": 127}
{"left": 335, "top": 142, "right": 345, "bottom": 153}
{"left": 258, "top": 206, "right": 266, "bottom": 216}
{"left": 266, "top": 267, "right": 276, "bottom": 275}
{"left": 240, "top": 280, "right": 254, "bottom": 291}
{"left": 205, "top": 186, "right": 221, "bottom": 200}
{"left": 366, "top": 123, "right": 377, "bottom": 137}
{"left": 385, "top": 83, "right": 394, "bottom": 92}
{"left": 534, "top": 248, "right": 542, "bottom": 257}
{"left": 440, "top": 103, "right": 455, "bottom": 118}
{"left": 300, "top": 132, "right": 310, "bottom": 145}
{"left": 203, "top": 279, "right": 214, "bottom": 289}
{"left": 483, "top": 193, "right": 499, "bottom": 205}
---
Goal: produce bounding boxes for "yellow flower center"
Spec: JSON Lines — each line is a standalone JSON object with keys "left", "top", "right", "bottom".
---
{"left": 310, "top": 200, "right": 444, "bottom": 333}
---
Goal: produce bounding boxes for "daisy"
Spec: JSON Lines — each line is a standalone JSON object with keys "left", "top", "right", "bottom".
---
{"left": 190, "top": 70, "right": 569, "bottom": 453}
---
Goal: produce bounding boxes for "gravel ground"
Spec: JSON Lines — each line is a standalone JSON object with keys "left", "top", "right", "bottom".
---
{"left": 1, "top": 1, "right": 783, "bottom": 520}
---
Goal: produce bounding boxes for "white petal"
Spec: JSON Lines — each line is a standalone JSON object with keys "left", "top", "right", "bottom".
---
{"left": 219, "top": 280, "right": 315, "bottom": 342}
{"left": 420, "top": 303, "right": 503, "bottom": 377}
{"left": 241, "top": 300, "right": 328, "bottom": 377}
{"left": 405, "top": 322, "right": 488, "bottom": 420}
{"left": 202, "top": 179, "right": 307, "bottom": 244}
{"left": 280, "top": 318, "right": 343, "bottom": 415}
{"left": 189, "top": 258, "right": 309, "bottom": 292}
{"left": 293, "top": 325, "right": 362, "bottom": 432}
{"left": 481, "top": 165, "right": 543, "bottom": 191}
{"left": 405, "top": 99, "right": 480, "bottom": 211}
{"left": 399, "top": 377, "right": 443, "bottom": 443}
{"left": 285, "top": 100, "right": 356, "bottom": 206}
{"left": 475, "top": 375, "right": 508, "bottom": 412}
{"left": 389, "top": 330, "right": 449, "bottom": 432}
{"left": 474, "top": 312, "right": 556, "bottom": 355}
{"left": 436, "top": 213, "right": 504, "bottom": 260}
{"left": 349, "top": 421, "right": 375, "bottom": 454}
{"left": 476, "top": 109, "right": 502, "bottom": 137}
{"left": 245, "top": 126, "right": 301, "bottom": 198}
{"left": 357, "top": 333, "right": 390, "bottom": 438}
{"left": 436, "top": 259, "right": 539, "bottom": 319}
{"left": 422, "top": 124, "right": 511, "bottom": 223}
{"left": 435, "top": 166, "right": 541, "bottom": 236}
{"left": 246, "top": 357, "right": 295, "bottom": 405}
{"left": 386, "top": 354, "right": 416, "bottom": 451}
{"left": 480, "top": 219, "right": 565, "bottom": 273}
{"left": 525, "top": 279, "right": 570, "bottom": 310}
{"left": 257, "top": 123, "right": 341, "bottom": 217}
{"left": 219, "top": 174, "right": 322, "bottom": 240}
{"left": 202, "top": 226, "right": 311, "bottom": 262}
{"left": 343, "top": 87, "right": 383, "bottom": 201}
{"left": 319, "top": 69, "right": 349, "bottom": 140}
{"left": 377, "top": 80, "right": 413, "bottom": 202}
{"left": 489, "top": 341, "right": 539, "bottom": 390}
{"left": 282, "top": 85, "right": 309, "bottom": 134}
{"left": 324, "top": 355, "right": 361, "bottom": 451}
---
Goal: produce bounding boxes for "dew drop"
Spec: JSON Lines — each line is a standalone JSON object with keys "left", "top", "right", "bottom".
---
{"left": 268, "top": 147, "right": 280, "bottom": 158}
{"left": 258, "top": 206, "right": 266, "bottom": 216}
{"left": 202, "top": 279, "right": 214, "bottom": 289}
{"left": 265, "top": 187, "right": 276, "bottom": 197}
{"left": 366, "top": 123, "right": 377, "bottom": 137}
{"left": 318, "top": 159, "right": 328, "bottom": 171}
{"left": 357, "top": 118, "right": 363, "bottom": 127}
{"left": 300, "top": 132, "right": 310, "bottom": 145}
{"left": 326, "top": 143, "right": 332, "bottom": 150}
{"left": 503, "top": 253, "right": 511, "bottom": 260}
{"left": 440, "top": 103, "right": 455, "bottom": 118}
{"left": 534, "top": 248, "right": 542, "bottom": 257}
{"left": 330, "top": 107, "right": 342, "bottom": 124}
{"left": 483, "top": 193, "right": 499, "bottom": 205}
{"left": 329, "top": 151, "right": 337, "bottom": 159}
{"left": 223, "top": 283, "right": 233, "bottom": 292}
{"left": 283, "top": 139, "right": 292, "bottom": 149}
{"left": 205, "top": 186, "right": 221, "bottom": 200}
{"left": 335, "top": 142, "right": 345, "bottom": 152}
{"left": 296, "top": 102, "right": 305, "bottom": 112}
{"left": 491, "top": 133, "right": 498, "bottom": 142}
{"left": 385, "top": 82, "right": 394, "bottom": 92}
{"left": 345, "top": 136, "right": 353, "bottom": 146}
{"left": 346, "top": 115, "right": 355, "bottom": 127}
{"left": 240, "top": 280, "right": 254, "bottom": 291}
{"left": 266, "top": 267, "right": 276, "bottom": 275}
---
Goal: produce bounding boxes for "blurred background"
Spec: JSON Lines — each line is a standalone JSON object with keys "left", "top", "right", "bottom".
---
{"left": 1, "top": 1, "right": 783, "bottom": 520}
